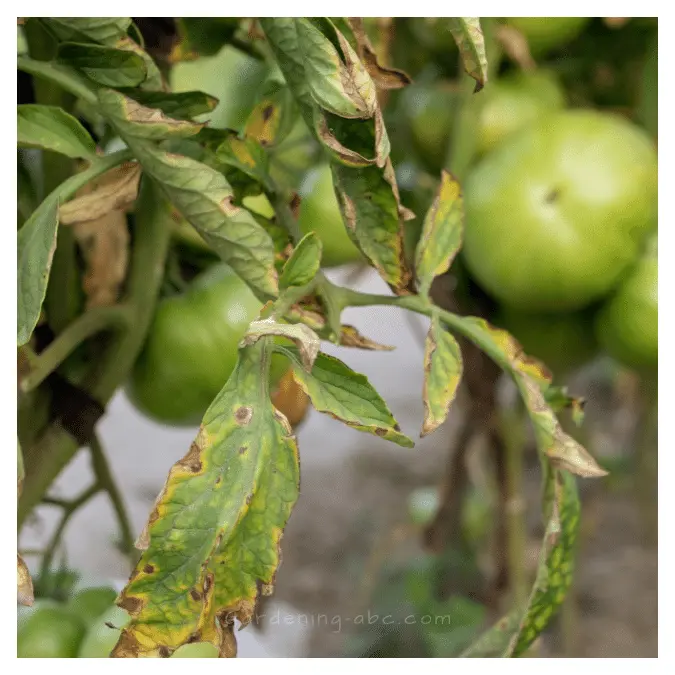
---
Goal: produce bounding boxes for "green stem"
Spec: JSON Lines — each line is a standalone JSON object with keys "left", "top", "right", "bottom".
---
{"left": 89, "top": 433, "right": 135, "bottom": 557}
{"left": 17, "top": 55, "right": 97, "bottom": 106}
{"left": 21, "top": 304, "right": 132, "bottom": 392}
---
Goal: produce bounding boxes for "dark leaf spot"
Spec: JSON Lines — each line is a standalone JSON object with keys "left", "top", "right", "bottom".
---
{"left": 143, "top": 564, "right": 154, "bottom": 574}
{"left": 187, "top": 632, "right": 200, "bottom": 644}
{"left": 215, "top": 476, "right": 222, "bottom": 485}
{"left": 375, "top": 428, "right": 387, "bottom": 437}
{"left": 159, "top": 646, "right": 171, "bottom": 658}
{"left": 262, "top": 105, "right": 274, "bottom": 121}
{"left": 235, "top": 406, "right": 253, "bottom": 426}
{"left": 119, "top": 595, "right": 142, "bottom": 614}
{"left": 246, "top": 493, "right": 253, "bottom": 505}
{"left": 190, "top": 588, "right": 202, "bottom": 601}
{"left": 239, "top": 445, "right": 247, "bottom": 455}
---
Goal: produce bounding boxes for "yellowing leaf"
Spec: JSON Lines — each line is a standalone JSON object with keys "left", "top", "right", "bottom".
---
{"left": 339, "top": 325, "right": 394, "bottom": 351}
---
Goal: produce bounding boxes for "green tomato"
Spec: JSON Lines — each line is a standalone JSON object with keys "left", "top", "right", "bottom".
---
{"left": 128, "top": 263, "right": 288, "bottom": 426}
{"left": 505, "top": 17, "right": 591, "bottom": 56}
{"left": 171, "top": 45, "right": 268, "bottom": 130}
{"left": 298, "top": 164, "right": 364, "bottom": 268}
{"left": 67, "top": 586, "right": 118, "bottom": 624}
{"left": 495, "top": 306, "right": 598, "bottom": 377}
{"left": 473, "top": 70, "right": 566, "bottom": 156}
{"left": 463, "top": 110, "right": 658, "bottom": 312}
{"left": 596, "top": 240, "right": 658, "bottom": 370}
{"left": 400, "top": 81, "right": 457, "bottom": 172}
{"left": 407, "top": 487, "right": 439, "bottom": 527}
{"left": 18, "top": 602, "right": 85, "bottom": 658}
{"left": 77, "top": 605, "right": 129, "bottom": 658}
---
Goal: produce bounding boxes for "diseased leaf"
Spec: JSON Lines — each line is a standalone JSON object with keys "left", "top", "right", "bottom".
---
{"left": 415, "top": 171, "right": 464, "bottom": 296}
{"left": 17, "top": 554, "right": 34, "bottom": 607}
{"left": 282, "top": 348, "right": 413, "bottom": 447}
{"left": 244, "top": 85, "right": 297, "bottom": 148}
{"left": 60, "top": 162, "right": 141, "bottom": 225}
{"left": 57, "top": 42, "right": 147, "bottom": 88}
{"left": 39, "top": 17, "right": 132, "bottom": 45}
{"left": 17, "top": 196, "right": 59, "bottom": 346}
{"left": 452, "top": 317, "right": 607, "bottom": 478}
{"left": 545, "top": 386, "right": 586, "bottom": 427}
{"left": 243, "top": 320, "right": 320, "bottom": 372}
{"left": 448, "top": 18, "right": 489, "bottom": 92}
{"left": 347, "top": 18, "right": 411, "bottom": 90}
{"left": 98, "top": 89, "right": 204, "bottom": 140}
{"left": 113, "top": 342, "right": 299, "bottom": 657}
{"left": 18, "top": 104, "right": 97, "bottom": 159}
{"left": 279, "top": 232, "right": 322, "bottom": 290}
{"left": 422, "top": 315, "right": 463, "bottom": 437}
{"left": 114, "top": 36, "right": 164, "bottom": 91}
{"left": 212, "top": 132, "right": 271, "bottom": 189}
{"left": 462, "top": 470, "right": 580, "bottom": 657}
{"left": 117, "top": 89, "right": 218, "bottom": 121}
{"left": 339, "top": 325, "right": 394, "bottom": 351}
{"left": 169, "top": 18, "right": 241, "bottom": 62}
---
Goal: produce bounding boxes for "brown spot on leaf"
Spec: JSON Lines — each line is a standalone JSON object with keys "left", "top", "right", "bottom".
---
{"left": 239, "top": 446, "right": 247, "bottom": 455}
{"left": 215, "top": 476, "right": 222, "bottom": 485}
{"left": 246, "top": 493, "right": 253, "bottom": 505}
{"left": 262, "top": 105, "right": 274, "bottom": 121}
{"left": 187, "top": 632, "right": 200, "bottom": 644}
{"left": 190, "top": 588, "right": 202, "bottom": 601}
{"left": 235, "top": 406, "right": 253, "bottom": 426}
{"left": 158, "top": 646, "right": 171, "bottom": 658}
{"left": 143, "top": 564, "right": 154, "bottom": 574}
{"left": 178, "top": 440, "right": 203, "bottom": 473}
{"left": 203, "top": 572, "right": 213, "bottom": 594}
{"left": 118, "top": 595, "right": 142, "bottom": 615}
{"left": 375, "top": 428, "right": 387, "bottom": 437}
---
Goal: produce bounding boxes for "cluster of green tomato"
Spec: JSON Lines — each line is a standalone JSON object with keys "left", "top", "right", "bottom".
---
{"left": 18, "top": 585, "right": 218, "bottom": 658}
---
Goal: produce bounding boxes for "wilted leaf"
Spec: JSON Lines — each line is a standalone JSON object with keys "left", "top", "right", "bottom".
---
{"left": 18, "top": 104, "right": 97, "bottom": 159}
{"left": 117, "top": 89, "right": 218, "bottom": 120}
{"left": 39, "top": 17, "right": 132, "bottom": 45}
{"left": 57, "top": 42, "right": 148, "bottom": 88}
{"left": 422, "top": 315, "right": 463, "bottom": 437}
{"left": 448, "top": 18, "right": 488, "bottom": 92}
{"left": 17, "top": 554, "right": 34, "bottom": 607}
{"left": 279, "top": 232, "right": 322, "bottom": 290}
{"left": 414, "top": 171, "right": 463, "bottom": 296}
{"left": 347, "top": 18, "right": 411, "bottom": 90}
{"left": 281, "top": 347, "right": 413, "bottom": 447}
{"left": 98, "top": 89, "right": 204, "bottom": 140}
{"left": 60, "top": 162, "right": 141, "bottom": 225}
{"left": 17, "top": 195, "right": 59, "bottom": 346}
{"left": 339, "top": 325, "right": 394, "bottom": 351}
{"left": 113, "top": 342, "right": 299, "bottom": 657}
{"left": 243, "top": 320, "right": 320, "bottom": 371}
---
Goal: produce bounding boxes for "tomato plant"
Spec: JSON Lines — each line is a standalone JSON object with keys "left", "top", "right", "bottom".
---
{"left": 16, "top": 16, "right": 656, "bottom": 659}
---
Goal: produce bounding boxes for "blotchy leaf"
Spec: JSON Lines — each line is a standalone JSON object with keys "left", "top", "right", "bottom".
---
{"left": 18, "top": 104, "right": 97, "bottom": 159}
{"left": 448, "top": 18, "right": 488, "bottom": 92}
{"left": 279, "top": 232, "right": 322, "bottom": 290}
{"left": 17, "top": 196, "right": 59, "bottom": 346}
{"left": 415, "top": 171, "right": 464, "bottom": 296}
{"left": 339, "top": 325, "right": 394, "bottom": 351}
{"left": 422, "top": 315, "right": 463, "bottom": 437}
{"left": 98, "top": 89, "right": 203, "bottom": 140}
{"left": 118, "top": 89, "right": 218, "bottom": 121}
{"left": 243, "top": 320, "right": 320, "bottom": 372}
{"left": 57, "top": 42, "right": 147, "bottom": 88}
{"left": 59, "top": 162, "right": 141, "bottom": 225}
{"left": 462, "top": 470, "right": 580, "bottom": 657}
{"left": 244, "top": 85, "right": 297, "bottom": 148}
{"left": 283, "top": 348, "right": 413, "bottom": 447}
{"left": 112, "top": 343, "right": 299, "bottom": 657}
{"left": 39, "top": 17, "right": 132, "bottom": 45}
{"left": 114, "top": 36, "right": 164, "bottom": 91}
{"left": 17, "top": 554, "right": 34, "bottom": 607}
{"left": 454, "top": 317, "right": 607, "bottom": 478}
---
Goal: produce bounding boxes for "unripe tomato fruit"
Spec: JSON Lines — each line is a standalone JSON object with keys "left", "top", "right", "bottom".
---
{"left": 504, "top": 17, "right": 591, "bottom": 56}
{"left": 596, "top": 239, "right": 658, "bottom": 370}
{"left": 298, "top": 165, "right": 364, "bottom": 268}
{"left": 76, "top": 605, "right": 129, "bottom": 658}
{"left": 472, "top": 70, "right": 566, "bottom": 156}
{"left": 463, "top": 110, "right": 658, "bottom": 312}
{"left": 67, "top": 586, "right": 118, "bottom": 624}
{"left": 18, "top": 602, "right": 85, "bottom": 657}
{"left": 128, "top": 263, "right": 288, "bottom": 426}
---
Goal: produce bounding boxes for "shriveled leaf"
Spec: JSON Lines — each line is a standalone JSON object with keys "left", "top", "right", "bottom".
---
{"left": 18, "top": 104, "right": 96, "bottom": 159}
{"left": 282, "top": 347, "right": 413, "bottom": 447}
{"left": 243, "top": 320, "right": 320, "bottom": 371}
{"left": 17, "top": 554, "right": 34, "bottom": 607}
{"left": 339, "top": 325, "right": 394, "bottom": 351}
{"left": 39, "top": 17, "right": 132, "bottom": 45}
{"left": 117, "top": 89, "right": 218, "bottom": 121}
{"left": 17, "top": 196, "right": 59, "bottom": 346}
{"left": 244, "top": 85, "right": 297, "bottom": 148}
{"left": 448, "top": 18, "right": 488, "bottom": 92}
{"left": 422, "top": 315, "right": 463, "bottom": 437}
{"left": 415, "top": 171, "right": 463, "bottom": 296}
{"left": 462, "top": 470, "right": 580, "bottom": 657}
{"left": 98, "top": 89, "right": 203, "bottom": 140}
{"left": 60, "top": 162, "right": 141, "bottom": 225}
{"left": 347, "top": 18, "right": 411, "bottom": 90}
{"left": 57, "top": 42, "right": 147, "bottom": 88}
{"left": 113, "top": 343, "right": 299, "bottom": 657}
{"left": 279, "top": 232, "right": 322, "bottom": 290}
{"left": 452, "top": 317, "right": 606, "bottom": 478}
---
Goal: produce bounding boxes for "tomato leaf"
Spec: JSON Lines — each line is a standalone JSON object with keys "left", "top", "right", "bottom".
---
{"left": 116, "top": 89, "right": 218, "bottom": 121}
{"left": 544, "top": 386, "right": 586, "bottom": 427}
{"left": 17, "top": 195, "right": 59, "bottom": 346}
{"left": 18, "top": 104, "right": 97, "bottom": 159}
{"left": 422, "top": 314, "right": 463, "bottom": 437}
{"left": 338, "top": 325, "right": 395, "bottom": 351}
{"left": 243, "top": 320, "right": 320, "bottom": 371}
{"left": 281, "top": 347, "right": 414, "bottom": 447}
{"left": 448, "top": 18, "right": 489, "bottom": 92}
{"left": 57, "top": 42, "right": 148, "bottom": 88}
{"left": 169, "top": 18, "right": 241, "bottom": 62}
{"left": 113, "top": 342, "right": 299, "bottom": 657}
{"left": 279, "top": 232, "right": 322, "bottom": 290}
{"left": 38, "top": 17, "right": 132, "bottom": 45}
{"left": 244, "top": 84, "right": 297, "bottom": 148}
{"left": 415, "top": 171, "right": 464, "bottom": 297}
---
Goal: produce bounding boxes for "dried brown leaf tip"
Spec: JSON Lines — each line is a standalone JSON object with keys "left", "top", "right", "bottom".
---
{"left": 340, "top": 325, "right": 395, "bottom": 351}
{"left": 17, "top": 554, "right": 34, "bottom": 606}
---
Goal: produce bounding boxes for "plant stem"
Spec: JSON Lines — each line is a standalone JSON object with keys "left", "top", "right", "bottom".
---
{"left": 21, "top": 305, "right": 132, "bottom": 392}
{"left": 89, "top": 433, "right": 135, "bottom": 557}
{"left": 17, "top": 55, "right": 97, "bottom": 106}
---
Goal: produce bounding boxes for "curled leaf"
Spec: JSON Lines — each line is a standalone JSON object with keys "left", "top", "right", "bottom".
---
{"left": 339, "top": 325, "right": 394, "bottom": 351}
{"left": 448, "top": 18, "right": 489, "bottom": 92}
{"left": 279, "top": 232, "right": 322, "bottom": 290}
{"left": 243, "top": 320, "right": 320, "bottom": 371}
